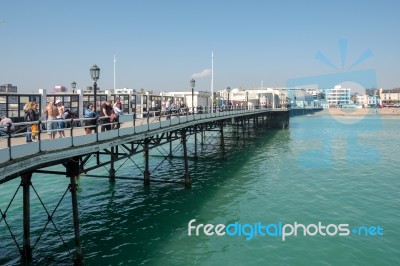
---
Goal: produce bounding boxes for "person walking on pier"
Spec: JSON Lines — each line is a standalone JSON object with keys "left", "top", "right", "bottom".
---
{"left": 55, "top": 100, "right": 66, "bottom": 138}
{"left": 161, "top": 99, "right": 166, "bottom": 116}
{"left": 166, "top": 98, "right": 172, "bottom": 119}
{"left": 113, "top": 97, "right": 123, "bottom": 129}
{"left": 24, "top": 102, "right": 33, "bottom": 142}
{"left": 0, "top": 116, "right": 14, "bottom": 136}
{"left": 24, "top": 102, "right": 40, "bottom": 142}
{"left": 84, "top": 103, "right": 97, "bottom": 134}
{"left": 100, "top": 100, "right": 113, "bottom": 131}
{"left": 44, "top": 101, "right": 59, "bottom": 139}
{"left": 29, "top": 102, "right": 40, "bottom": 141}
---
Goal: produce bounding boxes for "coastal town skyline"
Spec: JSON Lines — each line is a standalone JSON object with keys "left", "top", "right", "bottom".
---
{"left": 1, "top": 0, "right": 399, "bottom": 93}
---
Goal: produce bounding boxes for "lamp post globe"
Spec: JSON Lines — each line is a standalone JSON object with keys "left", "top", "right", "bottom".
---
{"left": 190, "top": 79, "right": 195, "bottom": 114}
{"left": 71, "top": 81, "right": 76, "bottom": 94}
{"left": 90, "top": 64, "right": 100, "bottom": 82}
{"left": 226, "top": 87, "right": 231, "bottom": 109}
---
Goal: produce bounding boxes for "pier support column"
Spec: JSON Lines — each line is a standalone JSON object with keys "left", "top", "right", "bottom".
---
{"left": 21, "top": 173, "right": 32, "bottom": 262}
{"left": 96, "top": 151, "right": 100, "bottom": 165}
{"left": 247, "top": 118, "right": 251, "bottom": 136}
{"left": 144, "top": 138, "right": 150, "bottom": 185}
{"left": 241, "top": 119, "right": 245, "bottom": 143}
{"left": 70, "top": 176, "right": 83, "bottom": 265}
{"left": 66, "top": 157, "right": 83, "bottom": 265}
{"left": 168, "top": 132, "right": 173, "bottom": 158}
{"left": 194, "top": 126, "right": 198, "bottom": 159}
{"left": 109, "top": 146, "right": 116, "bottom": 182}
{"left": 236, "top": 119, "right": 240, "bottom": 140}
{"left": 181, "top": 129, "right": 191, "bottom": 188}
{"left": 220, "top": 122, "right": 226, "bottom": 160}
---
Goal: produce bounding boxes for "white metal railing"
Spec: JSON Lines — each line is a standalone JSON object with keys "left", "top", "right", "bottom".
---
{"left": 0, "top": 106, "right": 285, "bottom": 163}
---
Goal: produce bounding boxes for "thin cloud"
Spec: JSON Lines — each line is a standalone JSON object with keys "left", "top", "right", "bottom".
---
{"left": 191, "top": 69, "right": 211, "bottom": 79}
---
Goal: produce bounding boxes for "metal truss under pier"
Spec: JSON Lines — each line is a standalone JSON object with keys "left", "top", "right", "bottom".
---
{"left": 0, "top": 109, "right": 289, "bottom": 265}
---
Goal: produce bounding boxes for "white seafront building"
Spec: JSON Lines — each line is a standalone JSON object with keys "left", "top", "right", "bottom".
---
{"left": 325, "top": 85, "right": 351, "bottom": 107}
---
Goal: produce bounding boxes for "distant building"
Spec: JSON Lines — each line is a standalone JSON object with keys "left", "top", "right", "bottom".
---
{"left": 379, "top": 88, "right": 400, "bottom": 106}
{"left": 289, "top": 89, "right": 315, "bottom": 108}
{"left": 84, "top": 86, "right": 102, "bottom": 92}
{"left": 355, "top": 94, "right": 368, "bottom": 107}
{"left": 326, "top": 85, "right": 351, "bottom": 107}
{"left": 0, "top": 84, "right": 17, "bottom": 93}
{"left": 365, "top": 88, "right": 378, "bottom": 96}
{"left": 53, "top": 85, "right": 68, "bottom": 93}
{"left": 114, "top": 88, "right": 135, "bottom": 94}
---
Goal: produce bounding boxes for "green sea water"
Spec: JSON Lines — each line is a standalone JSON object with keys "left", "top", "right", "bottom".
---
{"left": 1, "top": 115, "right": 399, "bottom": 265}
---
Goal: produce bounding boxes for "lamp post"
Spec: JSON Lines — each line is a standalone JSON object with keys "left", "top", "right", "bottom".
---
{"left": 226, "top": 87, "right": 230, "bottom": 109}
{"left": 190, "top": 79, "right": 195, "bottom": 114}
{"left": 90, "top": 64, "right": 100, "bottom": 134}
{"left": 90, "top": 64, "right": 100, "bottom": 112}
{"left": 71, "top": 81, "right": 76, "bottom": 94}
{"left": 140, "top": 88, "right": 145, "bottom": 114}
{"left": 246, "top": 91, "right": 249, "bottom": 109}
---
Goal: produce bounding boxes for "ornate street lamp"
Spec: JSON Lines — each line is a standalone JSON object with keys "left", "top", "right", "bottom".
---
{"left": 190, "top": 79, "right": 195, "bottom": 114}
{"left": 226, "top": 86, "right": 231, "bottom": 109}
{"left": 90, "top": 64, "right": 100, "bottom": 112}
{"left": 140, "top": 88, "right": 145, "bottom": 114}
{"left": 71, "top": 81, "right": 76, "bottom": 94}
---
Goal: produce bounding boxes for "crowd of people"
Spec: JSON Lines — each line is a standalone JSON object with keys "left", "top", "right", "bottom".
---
{"left": 0, "top": 100, "right": 76, "bottom": 142}
{"left": 1, "top": 97, "right": 124, "bottom": 140}
{"left": 151, "top": 98, "right": 188, "bottom": 117}
{"left": 84, "top": 97, "right": 123, "bottom": 134}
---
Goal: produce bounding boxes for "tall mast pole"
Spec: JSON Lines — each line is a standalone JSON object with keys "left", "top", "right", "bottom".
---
{"left": 114, "top": 55, "right": 116, "bottom": 91}
{"left": 211, "top": 51, "right": 214, "bottom": 113}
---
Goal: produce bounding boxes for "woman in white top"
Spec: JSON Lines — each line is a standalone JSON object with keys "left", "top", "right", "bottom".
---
{"left": 113, "top": 98, "right": 123, "bottom": 129}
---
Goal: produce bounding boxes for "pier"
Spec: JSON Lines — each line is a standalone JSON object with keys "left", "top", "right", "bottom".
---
{"left": 0, "top": 107, "right": 289, "bottom": 265}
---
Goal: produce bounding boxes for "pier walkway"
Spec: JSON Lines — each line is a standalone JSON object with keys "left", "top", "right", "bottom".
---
{"left": 0, "top": 107, "right": 287, "bottom": 182}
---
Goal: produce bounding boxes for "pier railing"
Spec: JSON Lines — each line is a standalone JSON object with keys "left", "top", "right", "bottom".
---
{"left": 0, "top": 106, "right": 286, "bottom": 164}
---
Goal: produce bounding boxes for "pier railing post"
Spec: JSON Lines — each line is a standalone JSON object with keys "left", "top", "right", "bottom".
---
{"left": 95, "top": 116, "right": 99, "bottom": 142}
{"left": 38, "top": 120, "right": 42, "bottom": 152}
{"left": 21, "top": 172, "right": 32, "bottom": 262}
{"left": 7, "top": 123, "right": 12, "bottom": 160}
{"left": 70, "top": 118, "right": 74, "bottom": 147}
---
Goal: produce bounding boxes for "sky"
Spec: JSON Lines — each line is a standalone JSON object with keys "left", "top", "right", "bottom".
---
{"left": 0, "top": 0, "right": 399, "bottom": 93}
